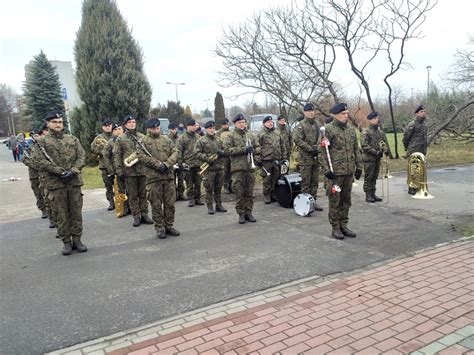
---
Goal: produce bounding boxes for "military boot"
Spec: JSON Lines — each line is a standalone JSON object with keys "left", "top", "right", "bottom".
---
{"left": 331, "top": 229, "right": 344, "bottom": 240}
{"left": 188, "top": 199, "right": 195, "bottom": 207}
{"left": 141, "top": 214, "right": 153, "bottom": 224}
{"left": 238, "top": 214, "right": 246, "bottom": 224}
{"left": 372, "top": 191, "right": 382, "bottom": 202}
{"left": 49, "top": 222, "right": 57, "bottom": 229}
{"left": 62, "top": 242, "right": 73, "bottom": 256}
{"left": 41, "top": 210, "right": 48, "bottom": 219}
{"left": 195, "top": 199, "right": 205, "bottom": 206}
{"left": 207, "top": 204, "right": 215, "bottom": 215}
{"left": 107, "top": 199, "right": 115, "bottom": 211}
{"left": 314, "top": 200, "right": 324, "bottom": 211}
{"left": 365, "top": 192, "right": 375, "bottom": 203}
{"left": 408, "top": 187, "right": 417, "bottom": 195}
{"left": 215, "top": 204, "right": 227, "bottom": 213}
{"left": 133, "top": 215, "right": 141, "bottom": 227}
{"left": 340, "top": 226, "right": 356, "bottom": 238}
{"left": 157, "top": 230, "right": 167, "bottom": 239}
{"left": 224, "top": 184, "right": 231, "bottom": 194}
{"left": 264, "top": 195, "right": 271, "bottom": 204}
{"left": 245, "top": 213, "right": 257, "bottom": 223}
{"left": 165, "top": 227, "right": 180, "bottom": 236}
{"left": 73, "top": 239, "right": 88, "bottom": 252}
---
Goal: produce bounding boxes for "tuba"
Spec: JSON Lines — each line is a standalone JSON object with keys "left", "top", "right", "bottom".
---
{"left": 114, "top": 175, "right": 128, "bottom": 217}
{"left": 407, "top": 152, "right": 434, "bottom": 199}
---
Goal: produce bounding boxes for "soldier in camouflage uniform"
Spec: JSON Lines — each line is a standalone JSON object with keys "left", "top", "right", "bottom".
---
{"left": 223, "top": 114, "right": 261, "bottom": 224}
{"left": 177, "top": 118, "right": 203, "bottom": 207}
{"left": 216, "top": 118, "right": 232, "bottom": 194}
{"left": 102, "top": 124, "right": 126, "bottom": 201}
{"left": 139, "top": 118, "right": 180, "bottom": 239}
{"left": 403, "top": 105, "right": 428, "bottom": 195}
{"left": 22, "top": 130, "right": 48, "bottom": 219}
{"left": 293, "top": 103, "right": 324, "bottom": 211}
{"left": 168, "top": 122, "right": 186, "bottom": 201}
{"left": 33, "top": 111, "right": 87, "bottom": 255}
{"left": 361, "top": 112, "right": 392, "bottom": 203}
{"left": 91, "top": 118, "right": 114, "bottom": 210}
{"left": 257, "top": 116, "right": 287, "bottom": 204}
{"left": 194, "top": 120, "right": 228, "bottom": 215}
{"left": 113, "top": 115, "right": 153, "bottom": 227}
{"left": 276, "top": 115, "right": 291, "bottom": 163}
{"left": 319, "top": 103, "right": 362, "bottom": 240}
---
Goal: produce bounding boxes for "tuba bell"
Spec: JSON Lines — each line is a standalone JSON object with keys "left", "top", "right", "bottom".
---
{"left": 407, "top": 152, "right": 434, "bottom": 199}
{"left": 114, "top": 175, "right": 128, "bottom": 217}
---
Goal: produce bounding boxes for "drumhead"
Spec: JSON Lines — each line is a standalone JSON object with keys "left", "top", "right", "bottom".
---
{"left": 293, "top": 193, "right": 315, "bottom": 216}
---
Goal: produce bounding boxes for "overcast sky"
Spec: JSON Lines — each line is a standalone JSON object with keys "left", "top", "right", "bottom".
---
{"left": 0, "top": 0, "right": 471, "bottom": 113}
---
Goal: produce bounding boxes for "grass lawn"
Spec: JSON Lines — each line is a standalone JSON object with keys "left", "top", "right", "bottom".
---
{"left": 82, "top": 135, "right": 473, "bottom": 189}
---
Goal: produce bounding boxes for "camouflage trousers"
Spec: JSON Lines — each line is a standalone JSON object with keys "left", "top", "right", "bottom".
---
{"left": 232, "top": 170, "right": 255, "bottom": 215}
{"left": 125, "top": 176, "right": 148, "bottom": 217}
{"left": 147, "top": 179, "right": 176, "bottom": 231}
{"left": 174, "top": 168, "right": 185, "bottom": 198}
{"left": 202, "top": 169, "right": 224, "bottom": 206}
{"left": 223, "top": 157, "right": 232, "bottom": 187}
{"left": 300, "top": 163, "right": 320, "bottom": 199}
{"left": 30, "top": 178, "right": 45, "bottom": 212}
{"left": 48, "top": 186, "right": 83, "bottom": 243}
{"left": 326, "top": 174, "right": 353, "bottom": 230}
{"left": 184, "top": 167, "right": 202, "bottom": 201}
{"left": 101, "top": 168, "right": 114, "bottom": 202}
{"left": 40, "top": 177, "right": 55, "bottom": 224}
{"left": 363, "top": 161, "right": 380, "bottom": 193}
{"left": 261, "top": 161, "right": 279, "bottom": 199}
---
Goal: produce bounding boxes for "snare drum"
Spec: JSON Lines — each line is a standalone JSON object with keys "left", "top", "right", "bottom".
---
{"left": 293, "top": 193, "right": 315, "bottom": 216}
{"left": 275, "top": 173, "right": 302, "bottom": 208}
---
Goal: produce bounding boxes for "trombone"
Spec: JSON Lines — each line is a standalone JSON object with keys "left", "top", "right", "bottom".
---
{"left": 198, "top": 154, "right": 218, "bottom": 175}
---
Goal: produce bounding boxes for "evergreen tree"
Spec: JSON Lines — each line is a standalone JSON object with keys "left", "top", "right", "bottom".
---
{"left": 23, "top": 51, "right": 67, "bottom": 131}
{"left": 74, "top": 0, "right": 152, "bottom": 155}
{"left": 214, "top": 92, "right": 225, "bottom": 125}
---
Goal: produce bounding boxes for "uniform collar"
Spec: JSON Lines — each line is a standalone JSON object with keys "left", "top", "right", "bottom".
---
{"left": 50, "top": 130, "right": 64, "bottom": 139}
{"left": 334, "top": 119, "right": 347, "bottom": 129}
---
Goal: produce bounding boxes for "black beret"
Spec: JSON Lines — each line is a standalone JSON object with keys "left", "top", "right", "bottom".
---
{"left": 303, "top": 103, "right": 315, "bottom": 111}
{"left": 221, "top": 118, "right": 230, "bottom": 125}
{"left": 168, "top": 122, "right": 177, "bottom": 129}
{"left": 41, "top": 122, "right": 48, "bottom": 131}
{"left": 263, "top": 115, "right": 273, "bottom": 124}
{"left": 102, "top": 118, "right": 113, "bottom": 126}
{"left": 204, "top": 120, "right": 216, "bottom": 129}
{"left": 122, "top": 114, "right": 135, "bottom": 125}
{"left": 330, "top": 103, "right": 348, "bottom": 114}
{"left": 367, "top": 111, "right": 379, "bottom": 120}
{"left": 186, "top": 118, "right": 196, "bottom": 126}
{"left": 145, "top": 118, "right": 160, "bottom": 128}
{"left": 277, "top": 115, "right": 285, "bottom": 120}
{"left": 45, "top": 110, "right": 63, "bottom": 121}
{"left": 415, "top": 105, "right": 425, "bottom": 114}
{"left": 112, "top": 123, "right": 120, "bottom": 131}
{"left": 233, "top": 113, "right": 245, "bottom": 122}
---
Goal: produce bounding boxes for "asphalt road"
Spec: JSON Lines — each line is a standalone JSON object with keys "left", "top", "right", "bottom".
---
{"left": 0, "top": 146, "right": 472, "bottom": 354}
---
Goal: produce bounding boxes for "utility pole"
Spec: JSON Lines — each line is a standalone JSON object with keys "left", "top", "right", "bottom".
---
{"left": 166, "top": 82, "right": 185, "bottom": 102}
{"left": 426, "top": 66, "right": 432, "bottom": 98}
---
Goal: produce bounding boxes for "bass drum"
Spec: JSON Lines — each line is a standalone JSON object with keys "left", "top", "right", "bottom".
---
{"left": 293, "top": 193, "right": 315, "bottom": 217}
{"left": 275, "top": 173, "right": 302, "bottom": 208}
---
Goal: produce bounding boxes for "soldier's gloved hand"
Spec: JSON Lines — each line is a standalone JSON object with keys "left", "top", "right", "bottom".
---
{"left": 310, "top": 148, "right": 319, "bottom": 155}
{"left": 60, "top": 170, "right": 75, "bottom": 184}
{"left": 118, "top": 175, "right": 127, "bottom": 182}
{"left": 107, "top": 173, "right": 115, "bottom": 179}
{"left": 216, "top": 149, "right": 226, "bottom": 157}
{"left": 325, "top": 171, "right": 335, "bottom": 180}
{"left": 245, "top": 145, "right": 253, "bottom": 154}
{"left": 273, "top": 160, "right": 280, "bottom": 165}
{"left": 355, "top": 169, "right": 362, "bottom": 180}
{"left": 256, "top": 161, "right": 263, "bottom": 167}
{"left": 158, "top": 163, "right": 168, "bottom": 173}
{"left": 377, "top": 151, "right": 384, "bottom": 158}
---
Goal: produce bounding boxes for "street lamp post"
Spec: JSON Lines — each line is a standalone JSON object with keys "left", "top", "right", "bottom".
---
{"left": 426, "top": 66, "right": 432, "bottom": 98}
{"left": 166, "top": 82, "right": 185, "bottom": 102}
{"left": 203, "top": 99, "right": 210, "bottom": 110}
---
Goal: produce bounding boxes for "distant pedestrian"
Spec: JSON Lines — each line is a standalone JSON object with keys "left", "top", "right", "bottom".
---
{"left": 8, "top": 135, "right": 18, "bottom": 162}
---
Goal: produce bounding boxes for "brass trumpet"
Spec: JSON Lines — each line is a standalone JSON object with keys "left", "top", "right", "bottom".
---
{"left": 246, "top": 137, "right": 257, "bottom": 169}
{"left": 198, "top": 154, "right": 218, "bottom": 175}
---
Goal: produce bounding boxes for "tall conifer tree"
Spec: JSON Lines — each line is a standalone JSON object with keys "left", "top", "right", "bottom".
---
{"left": 74, "top": 0, "right": 152, "bottom": 153}
{"left": 23, "top": 51, "right": 67, "bottom": 131}
{"left": 214, "top": 92, "right": 225, "bottom": 126}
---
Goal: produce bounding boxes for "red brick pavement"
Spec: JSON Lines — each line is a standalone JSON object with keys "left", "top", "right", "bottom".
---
{"left": 109, "top": 240, "right": 474, "bottom": 354}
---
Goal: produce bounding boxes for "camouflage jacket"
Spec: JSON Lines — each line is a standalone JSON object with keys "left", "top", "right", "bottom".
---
{"left": 139, "top": 132, "right": 178, "bottom": 183}
{"left": 32, "top": 130, "right": 85, "bottom": 190}
{"left": 257, "top": 126, "right": 286, "bottom": 162}
{"left": 90, "top": 132, "right": 112, "bottom": 169}
{"left": 102, "top": 137, "right": 117, "bottom": 176}
{"left": 194, "top": 134, "right": 225, "bottom": 171}
{"left": 223, "top": 128, "right": 261, "bottom": 173}
{"left": 113, "top": 129, "right": 146, "bottom": 177}
{"left": 177, "top": 131, "right": 199, "bottom": 168}
{"left": 318, "top": 119, "right": 362, "bottom": 175}
{"left": 277, "top": 124, "right": 292, "bottom": 161}
{"left": 168, "top": 131, "right": 179, "bottom": 147}
{"left": 216, "top": 127, "right": 231, "bottom": 140}
{"left": 403, "top": 117, "right": 427, "bottom": 156}
{"left": 361, "top": 124, "right": 391, "bottom": 162}
{"left": 22, "top": 145, "right": 39, "bottom": 180}
{"left": 293, "top": 117, "right": 320, "bottom": 166}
